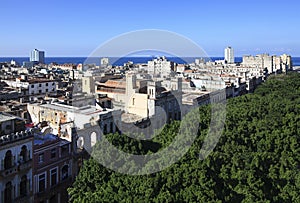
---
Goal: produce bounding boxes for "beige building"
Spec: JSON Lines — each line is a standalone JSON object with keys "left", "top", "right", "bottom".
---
{"left": 95, "top": 73, "right": 183, "bottom": 137}
{"left": 96, "top": 73, "right": 182, "bottom": 120}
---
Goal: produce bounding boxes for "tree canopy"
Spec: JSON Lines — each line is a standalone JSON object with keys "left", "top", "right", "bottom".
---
{"left": 68, "top": 73, "right": 300, "bottom": 203}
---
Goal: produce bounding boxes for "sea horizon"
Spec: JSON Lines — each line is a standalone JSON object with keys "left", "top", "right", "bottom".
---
{"left": 1, "top": 56, "right": 299, "bottom": 66}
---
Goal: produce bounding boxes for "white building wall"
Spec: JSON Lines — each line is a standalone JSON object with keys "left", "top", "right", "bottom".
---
{"left": 225, "top": 47, "right": 234, "bottom": 63}
{"left": 28, "top": 82, "right": 57, "bottom": 95}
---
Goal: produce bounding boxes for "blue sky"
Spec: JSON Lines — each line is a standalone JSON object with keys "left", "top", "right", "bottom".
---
{"left": 0, "top": 0, "right": 299, "bottom": 57}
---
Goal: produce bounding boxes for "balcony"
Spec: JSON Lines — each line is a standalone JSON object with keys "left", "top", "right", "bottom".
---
{"left": 14, "top": 193, "right": 33, "bottom": 203}
{"left": 18, "top": 159, "right": 32, "bottom": 171}
{"left": 0, "top": 164, "right": 18, "bottom": 177}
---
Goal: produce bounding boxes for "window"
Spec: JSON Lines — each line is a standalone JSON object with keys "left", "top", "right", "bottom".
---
{"left": 91, "top": 132, "right": 97, "bottom": 147}
{"left": 4, "top": 150, "right": 13, "bottom": 170}
{"left": 132, "top": 98, "right": 135, "bottom": 105}
{"left": 50, "top": 168, "right": 57, "bottom": 186}
{"left": 4, "top": 181, "right": 12, "bottom": 203}
{"left": 39, "top": 90, "right": 42, "bottom": 94}
{"left": 61, "top": 165, "right": 69, "bottom": 180}
{"left": 39, "top": 84, "right": 42, "bottom": 87}
{"left": 31, "top": 84, "right": 34, "bottom": 88}
{"left": 38, "top": 153, "right": 44, "bottom": 163}
{"left": 103, "top": 124, "right": 107, "bottom": 134}
{"left": 20, "top": 175, "right": 27, "bottom": 196}
{"left": 51, "top": 148, "right": 56, "bottom": 159}
{"left": 77, "top": 136, "right": 84, "bottom": 149}
{"left": 38, "top": 173, "right": 46, "bottom": 192}
{"left": 46, "top": 83, "right": 48, "bottom": 87}
{"left": 61, "top": 145, "right": 69, "bottom": 156}
{"left": 110, "top": 122, "right": 114, "bottom": 133}
{"left": 20, "top": 145, "right": 28, "bottom": 162}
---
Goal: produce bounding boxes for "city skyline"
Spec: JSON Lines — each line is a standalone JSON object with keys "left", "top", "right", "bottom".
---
{"left": 1, "top": 0, "right": 299, "bottom": 57}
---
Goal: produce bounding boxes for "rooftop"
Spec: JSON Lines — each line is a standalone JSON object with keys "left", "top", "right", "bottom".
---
{"left": 27, "top": 78, "right": 56, "bottom": 84}
{"left": 122, "top": 112, "right": 144, "bottom": 123}
{"left": 29, "top": 128, "right": 70, "bottom": 146}
{"left": 30, "top": 102, "right": 114, "bottom": 116}
{"left": 99, "top": 79, "right": 126, "bottom": 88}
{"left": 34, "top": 133, "right": 70, "bottom": 146}
{"left": 0, "top": 112, "right": 16, "bottom": 122}
{"left": 182, "top": 92, "right": 208, "bottom": 103}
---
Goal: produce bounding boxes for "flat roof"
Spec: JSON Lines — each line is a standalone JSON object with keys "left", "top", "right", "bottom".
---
{"left": 30, "top": 102, "right": 114, "bottom": 116}
{"left": 34, "top": 133, "right": 57, "bottom": 145}
{"left": 0, "top": 112, "right": 16, "bottom": 122}
{"left": 182, "top": 92, "right": 208, "bottom": 102}
{"left": 28, "top": 79, "right": 56, "bottom": 84}
{"left": 122, "top": 113, "right": 144, "bottom": 123}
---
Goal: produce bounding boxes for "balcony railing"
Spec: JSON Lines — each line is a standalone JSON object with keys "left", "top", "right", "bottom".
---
{"left": 18, "top": 159, "right": 32, "bottom": 171}
{"left": 14, "top": 192, "right": 33, "bottom": 203}
{"left": 0, "top": 159, "right": 32, "bottom": 177}
{"left": 0, "top": 164, "right": 18, "bottom": 177}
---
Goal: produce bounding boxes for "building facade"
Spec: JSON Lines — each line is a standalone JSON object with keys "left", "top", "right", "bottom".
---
{"left": 225, "top": 47, "right": 234, "bottom": 64}
{"left": 33, "top": 131, "right": 75, "bottom": 203}
{"left": 27, "top": 101, "right": 121, "bottom": 150}
{"left": 30, "top": 49, "right": 45, "bottom": 64}
{"left": 3, "top": 78, "right": 57, "bottom": 101}
{"left": 0, "top": 113, "right": 33, "bottom": 203}
{"left": 147, "top": 56, "right": 175, "bottom": 77}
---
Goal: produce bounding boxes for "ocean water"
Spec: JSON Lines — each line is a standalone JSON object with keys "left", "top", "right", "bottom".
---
{"left": 0, "top": 57, "right": 299, "bottom": 66}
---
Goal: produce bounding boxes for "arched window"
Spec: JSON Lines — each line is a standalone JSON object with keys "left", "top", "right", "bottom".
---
{"left": 20, "top": 145, "right": 28, "bottom": 162}
{"left": 4, "top": 181, "right": 12, "bottom": 203}
{"left": 20, "top": 175, "right": 27, "bottom": 196}
{"left": 91, "top": 132, "right": 97, "bottom": 147}
{"left": 61, "top": 165, "right": 69, "bottom": 180}
{"left": 77, "top": 136, "right": 84, "bottom": 149}
{"left": 4, "top": 150, "right": 13, "bottom": 170}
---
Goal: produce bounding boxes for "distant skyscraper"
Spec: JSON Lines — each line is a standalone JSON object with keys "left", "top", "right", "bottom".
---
{"left": 224, "top": 46, "right": 234, "bottom": 64}
{"left": 30, "top": 49, "right": 45, "bottom": 64}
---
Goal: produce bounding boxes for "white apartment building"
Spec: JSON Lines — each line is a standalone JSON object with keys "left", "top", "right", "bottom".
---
{"left": 225, "top": 47, "right": 234, "bottom": 64}
{"left": 3, "top": 77, "right": 57, "bottom": 100}
{"left": 30, "top": 49, "right": 45, "bottom": 64}
{"left": 147, "top": 56, "right": 175, "bottom": 77}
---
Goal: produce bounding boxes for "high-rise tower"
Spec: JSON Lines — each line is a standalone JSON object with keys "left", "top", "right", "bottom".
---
{"left": 30, "top": 49, "right": 45, "bottom": 64}
{"left": 224, "top": 46, "right": 234, "bottom": 64}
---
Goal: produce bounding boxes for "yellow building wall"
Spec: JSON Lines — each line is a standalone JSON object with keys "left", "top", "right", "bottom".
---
{"left": 127, "top": 93, "right": 148, "bottom": 118}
